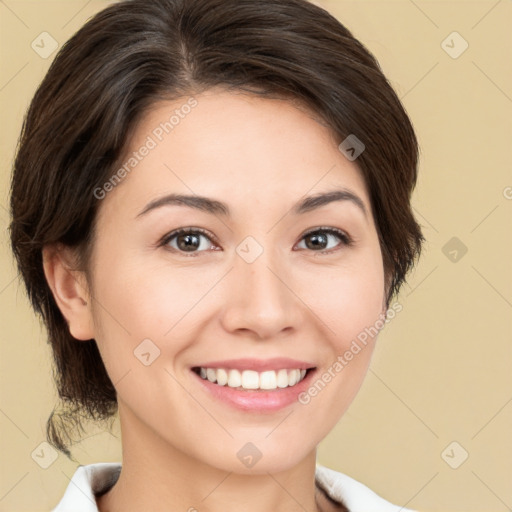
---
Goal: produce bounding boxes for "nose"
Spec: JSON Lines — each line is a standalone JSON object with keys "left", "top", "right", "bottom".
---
{"left": 219, "top": 248, "right": 304, "bottom": 340}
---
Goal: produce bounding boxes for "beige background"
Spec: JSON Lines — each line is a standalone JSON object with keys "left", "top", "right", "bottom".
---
{"left": 1, "top": 1, "right": 511, "bottom": 511}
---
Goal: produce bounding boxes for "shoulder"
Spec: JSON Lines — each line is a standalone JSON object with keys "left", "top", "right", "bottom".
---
{"left": 51, "top": 462, "right": 121, "bottom": 512}
{"left": 315, "top": 464, "right": 418, "bottom": 512}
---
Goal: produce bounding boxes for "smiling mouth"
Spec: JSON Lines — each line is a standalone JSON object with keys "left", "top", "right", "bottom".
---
{"left": 192, "top": 366, "right": 315, "bottom": 391}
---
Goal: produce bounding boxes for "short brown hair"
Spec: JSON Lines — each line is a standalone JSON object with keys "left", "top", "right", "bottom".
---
{"left": 9, "top": 0, "right": 424, "bottom": 458}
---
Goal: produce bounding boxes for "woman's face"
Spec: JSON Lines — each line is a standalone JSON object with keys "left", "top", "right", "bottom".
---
{"left": 84, "top": 90, "right": 386, "bottom": 473}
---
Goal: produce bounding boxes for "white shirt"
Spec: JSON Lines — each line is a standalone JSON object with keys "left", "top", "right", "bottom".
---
{"left": 52, "top": 462, "right": 417, "bottom": 512}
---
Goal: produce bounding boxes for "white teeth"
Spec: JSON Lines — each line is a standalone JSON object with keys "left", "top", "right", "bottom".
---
{"left": 276, "top": 369, "right": 289, "bottom": 388}
{"left": 259, "top": 370, "right": 277, "bottom": 390}
{"left": 216, "top": 368, "right": 228, "bottom": 386}
{"left": 196, "top": 367, "right": 309, "bottom": 390}
{"left": 241, "top": 370, "right": 259, "bottom": 389}
{"left": 227, "top": 369, "right": 242, "bottom": 388}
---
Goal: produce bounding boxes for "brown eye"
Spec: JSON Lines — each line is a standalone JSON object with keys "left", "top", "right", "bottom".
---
{"left": 297, "top": 228, "right": 352, "bottom": 253}
{"left": 161, "top": 228, "right": 216, "bottom": 254}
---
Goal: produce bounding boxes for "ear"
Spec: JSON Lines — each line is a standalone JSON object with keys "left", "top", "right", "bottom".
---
{"left": 42, "top": 244, "right": 95, "bottom": 341}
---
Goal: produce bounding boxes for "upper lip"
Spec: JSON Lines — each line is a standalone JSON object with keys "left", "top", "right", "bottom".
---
{"left": 192, "top": 357, "right": 316, "bottom": 372}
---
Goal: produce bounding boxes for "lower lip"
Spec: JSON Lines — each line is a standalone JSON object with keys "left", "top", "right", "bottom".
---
{"left": 191, "top": 369, "right": 317, "bottom": 412}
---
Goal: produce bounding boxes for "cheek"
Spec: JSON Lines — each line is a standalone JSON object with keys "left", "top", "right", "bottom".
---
{"left": 294, "top": 256, "right": 384, "bottom": 428}
{"left": 89, "top": 256, "right": 214, "bottom": 372}
{"left": 295, "top": 248, "right": 385, "bottom": 348}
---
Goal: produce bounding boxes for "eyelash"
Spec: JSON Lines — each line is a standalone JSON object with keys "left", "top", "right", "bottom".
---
{"left": 158, "top": 226, "right": 353, "bottom": 257}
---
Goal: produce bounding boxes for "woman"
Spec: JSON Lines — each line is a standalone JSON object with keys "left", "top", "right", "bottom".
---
{"left": 9, "top": 0, "right": 424, "bottom": 510}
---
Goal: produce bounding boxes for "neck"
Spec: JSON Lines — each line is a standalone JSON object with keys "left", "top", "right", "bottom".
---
{"left": 97, "top": 405, "right": 325, "bottom": 512}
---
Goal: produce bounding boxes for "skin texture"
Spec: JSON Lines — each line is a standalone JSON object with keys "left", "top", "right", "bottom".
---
{"left": 43, "top": 90, "right": 387, "bottom": 512}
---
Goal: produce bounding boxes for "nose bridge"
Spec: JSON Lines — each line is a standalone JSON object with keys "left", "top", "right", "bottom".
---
{"left": 221, "top": 238, "right": 300, "bottom": 337}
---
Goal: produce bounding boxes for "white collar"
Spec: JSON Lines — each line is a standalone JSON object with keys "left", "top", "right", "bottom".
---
{"left": 52, "top": 462, "right": 416, "bottom": 512}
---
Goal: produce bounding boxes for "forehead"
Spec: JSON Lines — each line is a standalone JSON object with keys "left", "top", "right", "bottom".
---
{"left": 98, "top": 90, "right": 371, "bottom": 223}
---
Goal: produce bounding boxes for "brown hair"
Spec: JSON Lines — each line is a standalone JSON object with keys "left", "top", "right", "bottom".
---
{"left": 9, "top": 0, "right": 424, "bottom": 458}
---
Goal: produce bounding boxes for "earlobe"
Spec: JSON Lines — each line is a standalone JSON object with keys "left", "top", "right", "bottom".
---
{"left": 42, "top": 244, "right": 95, "bottom": 341}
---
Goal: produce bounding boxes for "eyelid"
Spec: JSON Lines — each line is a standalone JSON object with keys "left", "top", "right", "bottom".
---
{"left": 300, "top": 226, "right": 352, "bottom": 245}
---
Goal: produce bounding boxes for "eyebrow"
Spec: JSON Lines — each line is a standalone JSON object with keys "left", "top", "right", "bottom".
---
{"left": 136, "top": 188, "right": 368, "bottom": 220}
